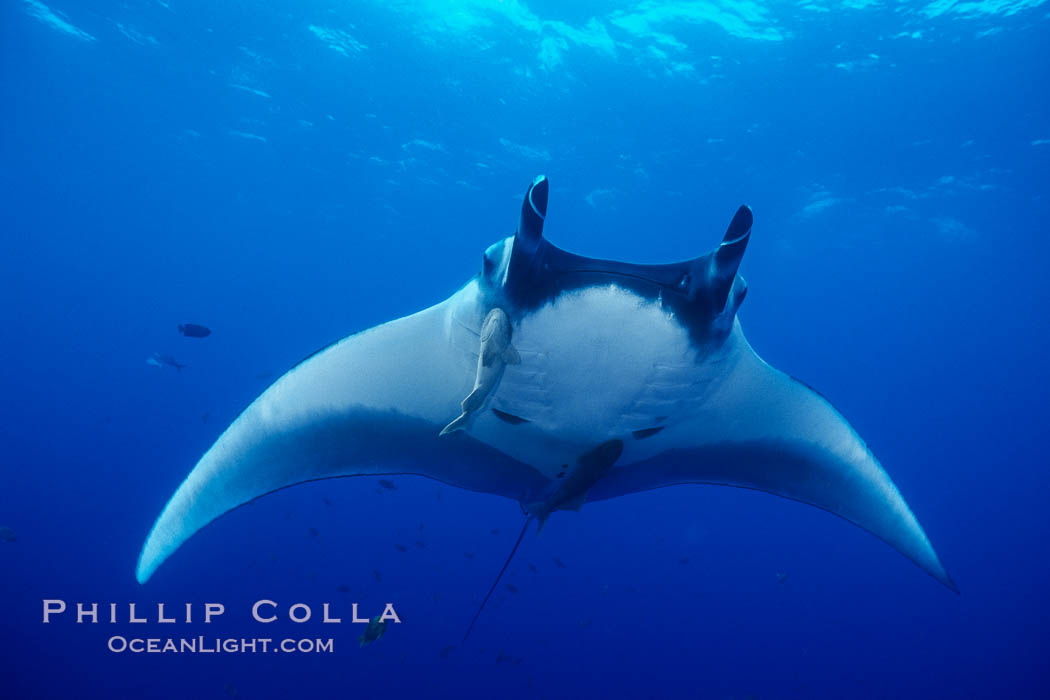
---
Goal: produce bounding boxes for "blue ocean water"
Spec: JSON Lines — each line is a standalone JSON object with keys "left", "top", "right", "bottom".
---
{"left": 2, "top": 1, "right": 1048, "bottom": 697}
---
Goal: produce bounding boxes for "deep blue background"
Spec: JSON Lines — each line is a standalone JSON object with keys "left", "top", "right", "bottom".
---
{"left": 2, "top": 1, "right": 1048, "bottom": 697}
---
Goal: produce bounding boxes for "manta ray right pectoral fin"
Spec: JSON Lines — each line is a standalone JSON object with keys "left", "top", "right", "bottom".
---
{"left": 135, "top": 301, "right": 552, "bottom": 584}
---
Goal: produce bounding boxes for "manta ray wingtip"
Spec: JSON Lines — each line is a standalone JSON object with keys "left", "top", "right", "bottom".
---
{"left": 134, "top": 552, "right": 154, "bottom": 585}
{"left": 933, "top": 564, "right": 960, "bottom": 594}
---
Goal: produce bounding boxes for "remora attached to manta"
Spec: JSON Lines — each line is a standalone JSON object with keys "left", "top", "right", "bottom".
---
{"left": 136, "top": 175, "right": 956, "bottom": 595}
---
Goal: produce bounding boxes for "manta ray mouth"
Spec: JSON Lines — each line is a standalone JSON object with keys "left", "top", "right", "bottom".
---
{"left": 554, "top": 267, "right": 691, "bottom": 295}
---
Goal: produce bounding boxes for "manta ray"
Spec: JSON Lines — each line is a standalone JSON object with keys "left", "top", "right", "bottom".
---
{"left": 136, "top": 176, "right": 955, "bottom": 605}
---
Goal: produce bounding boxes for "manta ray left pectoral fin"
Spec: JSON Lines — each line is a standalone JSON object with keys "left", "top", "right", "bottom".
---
{"left": 586, "top": 327, "right": 957, "bottom": 592}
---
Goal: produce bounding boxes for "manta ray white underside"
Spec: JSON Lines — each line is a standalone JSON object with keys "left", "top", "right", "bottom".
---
{"left": 136, "top": 176, "right": 955, "bottom": 593}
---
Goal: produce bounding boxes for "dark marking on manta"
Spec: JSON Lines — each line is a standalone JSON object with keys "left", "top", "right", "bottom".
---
{"left": 492, "top": 408, "right": 529, "bottom": 425}
{"left": 632, "top": 426, "right": 665, "bottom": 440}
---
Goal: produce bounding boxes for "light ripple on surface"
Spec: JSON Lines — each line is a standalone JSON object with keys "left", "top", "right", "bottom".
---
{"left": 23, "top": 0, "right": 95, "bottom": 42}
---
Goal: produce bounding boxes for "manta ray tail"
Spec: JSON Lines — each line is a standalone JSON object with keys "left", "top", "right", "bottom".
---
{"left": 462, "top": 517, "right": 532, "bottom": 643}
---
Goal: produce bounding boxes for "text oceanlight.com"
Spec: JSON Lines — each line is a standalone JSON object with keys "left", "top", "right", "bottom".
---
{"left": 107, "top": 636, "right": 334, "bottom": 654}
